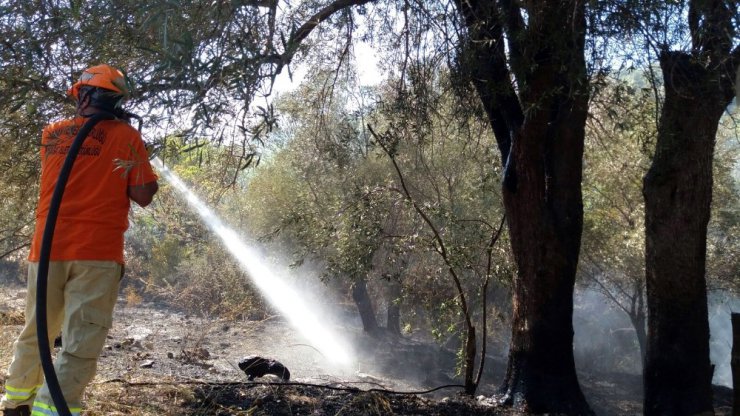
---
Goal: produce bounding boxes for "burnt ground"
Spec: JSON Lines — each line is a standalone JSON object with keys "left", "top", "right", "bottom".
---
{"left": 0, "top": 284, "right": 734, "bottom": 415}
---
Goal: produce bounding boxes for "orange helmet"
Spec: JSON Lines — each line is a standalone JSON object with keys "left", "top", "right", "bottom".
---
{"left": 67, "top": 64, "right": 130, "bottom": 99}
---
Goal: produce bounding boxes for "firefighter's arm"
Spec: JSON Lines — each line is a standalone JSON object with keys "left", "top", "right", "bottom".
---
{"left": 128, "top": 180, "right": 159, "bottom": 207}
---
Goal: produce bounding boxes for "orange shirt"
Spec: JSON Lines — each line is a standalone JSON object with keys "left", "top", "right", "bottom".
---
{"left": 28, "top": 116, "right": 158, "bottom": 264}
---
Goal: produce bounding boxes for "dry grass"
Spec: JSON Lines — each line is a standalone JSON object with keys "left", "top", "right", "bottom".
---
{"left": 0, "top": 324, "right": 20, "bottom": 392}
{"left": 124, "top": 286, "right": 143, "bottom": 307}
{"left": 0, "top": 310, "right": 24, "bottom": 326}
{"left": 85, "top": 381, "right": 196, "bottom": 416}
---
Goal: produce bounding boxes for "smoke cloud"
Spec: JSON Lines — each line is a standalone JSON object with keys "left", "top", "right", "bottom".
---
{"left": 574, "top": 288, "right": 738, "bottom": 388}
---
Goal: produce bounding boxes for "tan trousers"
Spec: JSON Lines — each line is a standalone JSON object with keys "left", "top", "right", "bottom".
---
{"left": 1, "top": 261, "right": 122, "bottom": 416}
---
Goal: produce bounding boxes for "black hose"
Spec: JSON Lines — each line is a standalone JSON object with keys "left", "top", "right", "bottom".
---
{"left": 36, "top": 112, "right": 115, "bottom": 416}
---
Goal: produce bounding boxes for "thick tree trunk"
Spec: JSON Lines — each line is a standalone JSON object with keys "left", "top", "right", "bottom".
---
{"left": 642, "top": 50, "right": 733, "bottom": 415}
{"left": 499, "top": 91, "right": 591, "bottom": 413}
{"left": 352, "top": 278, "right": 379, "bottom": 333}
{"left": 454, "top": 1, "right": 592, "bottom": 412}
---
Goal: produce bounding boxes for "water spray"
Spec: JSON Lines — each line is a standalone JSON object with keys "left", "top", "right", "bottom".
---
{"left": 151, "top": 158, "right": 354, "bottom": 366}
{"left": 35, "top": 136, "right": 351, "bottom": 416}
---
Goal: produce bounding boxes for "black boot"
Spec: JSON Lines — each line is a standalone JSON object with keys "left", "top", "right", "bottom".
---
{"left": 2, "top": 405, "right": 31, "bottom": 416}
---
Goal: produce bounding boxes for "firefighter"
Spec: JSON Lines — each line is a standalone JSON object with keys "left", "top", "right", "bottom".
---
{"left": 1, "top": 64, "right": 159, "bottom": 416}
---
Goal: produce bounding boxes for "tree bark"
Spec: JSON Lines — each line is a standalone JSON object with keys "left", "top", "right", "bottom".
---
{"left": 352, "top": 278, "right": 379, "bottom": 333}
{"left": 642, "top": 49, "right": 736, "bottom": 415}
{"left": 626, "top": 279, "right": 647, "bottom": 371}
{"left": 629, "top": 306, "right": 647, "bottom": 372}
{"left": 386, "top": 275, "right": 401, "bottom": 335}
{"left": 454, "top": 1, "right": 592, "bottom": 413}
{"left": 499, "top": 80, "right": 591, "bottom": 413}
{"left": 731, "top": 313, "right": 740, "bottom": 415}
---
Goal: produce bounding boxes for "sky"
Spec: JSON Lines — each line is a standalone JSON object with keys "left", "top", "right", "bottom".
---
{"left": 271, "top": 39, "right": 384, "bottom": 95}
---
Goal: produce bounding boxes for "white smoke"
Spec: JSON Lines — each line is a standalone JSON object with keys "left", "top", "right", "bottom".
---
{"left": 573, "top": 288, "right": 643, "bottom": 375}
{"left": 574, "top": 288, "right": 738, "bottom": 388}
{"left": 709, "top": 293, "right": 739, "bottom": 387}
{"left": 152, "top": 158, "right": 354, "bottom": 367}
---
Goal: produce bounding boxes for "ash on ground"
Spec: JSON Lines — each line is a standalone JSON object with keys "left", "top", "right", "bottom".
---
{"left": 0, "top": 285, "right": 733, "bottom": 415}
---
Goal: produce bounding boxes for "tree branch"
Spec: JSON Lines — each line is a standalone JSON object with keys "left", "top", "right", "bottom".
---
{"left": 368, "top": 124, "right": 473, "bottom": 329}
{"left": 581, "top": 251, "right": 633, "bottom": 317}
{"left": 498, "top": 0, "right": 526, "bottom": 89}
{"left": 278, "top": 0, "right": 376, "bottom": 73}
{"left": 474, "top": 213, "right": 506, "bottom": 388}
{"left": 451, "top": 0, "right": 523, "bottom": 165}
{"left": 0, "top": 242, "right": 30, "bottom": 260}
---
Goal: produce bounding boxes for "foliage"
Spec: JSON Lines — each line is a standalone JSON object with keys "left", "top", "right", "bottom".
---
{"left": 581, "top": 78, "right": 656, "bottom": 367}
{"left": 239, "top": 67, "right": 513, "bottom": 394}
{"left": 0, "top": 88, "right": 42, "bottom": 261}
{"left": 708, "top": 112, "right": 740, "bottom": 292}
{"left": 582, "top": 78, "right": 655, "bottom": 302}
{"left": 123, "top": 139, "right": 268, "bottom": 319}
{"left": 0, "top": 0, "right": 379, "bottom": 153}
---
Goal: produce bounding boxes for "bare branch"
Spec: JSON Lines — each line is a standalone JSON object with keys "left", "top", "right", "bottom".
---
{"left": 0, "top": 242, "right": 30, "bottom": 260}
{"left": 581, "top": 251, "right": 634, "bottom": 316}
{"left": 278, "top": 0, "right": 376, "bottom": 73}
{"left": 474, "top": 213, "right": 506, "bottom": 388}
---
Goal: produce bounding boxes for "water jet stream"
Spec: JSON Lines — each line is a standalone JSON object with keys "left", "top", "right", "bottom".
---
{"left": 152, "top": 157, "right": 353, "bottom": 366}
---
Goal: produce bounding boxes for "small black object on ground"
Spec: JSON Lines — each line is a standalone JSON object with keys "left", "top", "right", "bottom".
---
{"left": 238, "top": 355, "right": 290, "bottom": 381}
